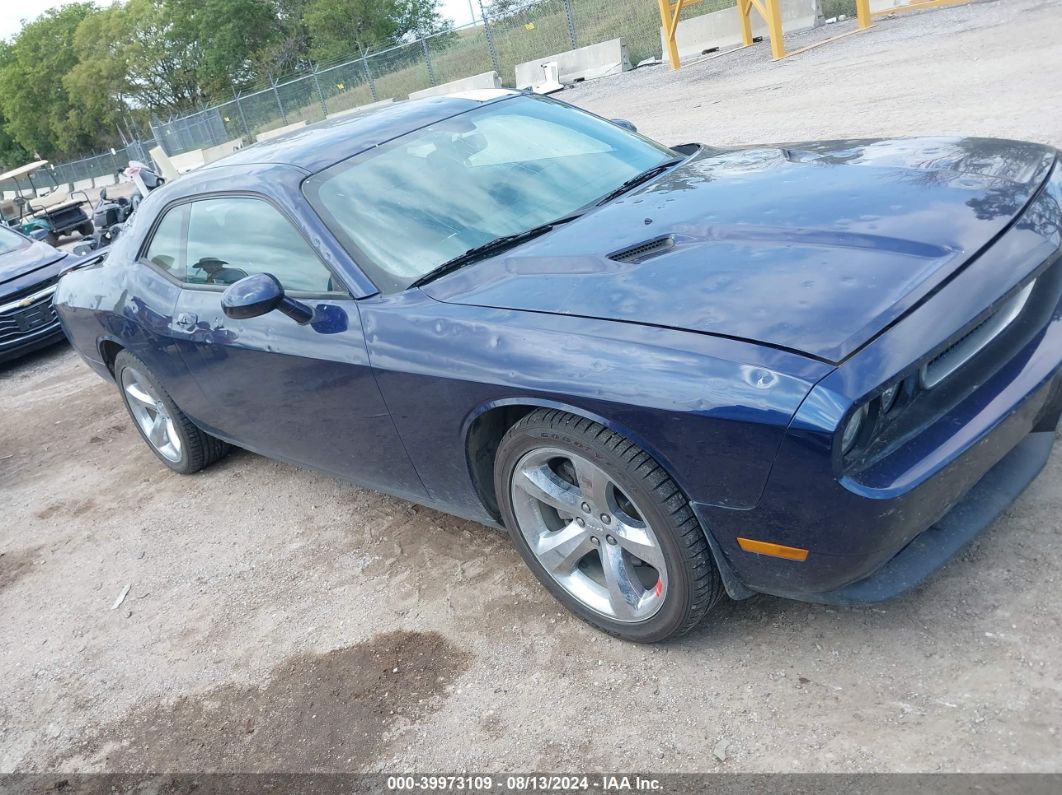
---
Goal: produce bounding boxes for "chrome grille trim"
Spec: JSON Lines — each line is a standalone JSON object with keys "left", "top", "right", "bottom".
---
{"left": 0, "top": 283, "right": 58, "bottom": 316}
{"left": 921, "top": 279, "right": 1035, "bottom": 389}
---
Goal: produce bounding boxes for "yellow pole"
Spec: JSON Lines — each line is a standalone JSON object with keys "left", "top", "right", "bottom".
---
{"left": 855, "top": 0, "right": 872, "bottom": 27}
{"left": 765, "top": 0, "right": 786, "bottom": 59}
{"left": 658, "top": 0, "right": 681, "bottom": 70}
{"left": 738, "top": 0, "right": 754, "bottom": 47}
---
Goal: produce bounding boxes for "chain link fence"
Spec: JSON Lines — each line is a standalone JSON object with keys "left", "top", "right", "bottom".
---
{"left": 151, "top": 0, "right": 761, "bottom": 157}
{"left": 52, "top": 0, "right": 820, "bottom": 175}
{"left": 39, "top": 139, "right": 156, "bottom": 191}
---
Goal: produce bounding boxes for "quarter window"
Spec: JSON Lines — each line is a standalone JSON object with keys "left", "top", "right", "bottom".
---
{"left": 143, "top": 204, "right": 188, "bottom": 276}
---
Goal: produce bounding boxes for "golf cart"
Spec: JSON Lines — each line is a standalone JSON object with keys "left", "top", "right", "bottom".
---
{"left": 0, "top": 160, "right": 93, "bottom": 246}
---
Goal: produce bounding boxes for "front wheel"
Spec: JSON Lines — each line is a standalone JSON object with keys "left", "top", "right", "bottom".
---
{"left": 114, "top": 351, "right": 229, "bottom": 474}
{"left": 495, "top": 409, "right": 724, "bottom": 642}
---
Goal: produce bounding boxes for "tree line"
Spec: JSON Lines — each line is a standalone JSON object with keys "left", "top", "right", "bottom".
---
{"left": 0, "top": 0, "right": 449, "bottom": 167}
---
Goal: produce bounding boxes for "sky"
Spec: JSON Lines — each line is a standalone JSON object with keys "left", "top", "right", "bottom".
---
{"left": 0, "top": 0, "right": 480, "bottom": 42}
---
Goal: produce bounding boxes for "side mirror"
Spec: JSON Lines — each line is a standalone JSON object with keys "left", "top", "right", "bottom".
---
{"left": 99, "top": 188, "right": 108, "bottom": 200}
{"left": 221, "top": 273, "right": 313, "bottom": 325}
{"left": 611, "top": 118, "right": 638, "bottom": 133}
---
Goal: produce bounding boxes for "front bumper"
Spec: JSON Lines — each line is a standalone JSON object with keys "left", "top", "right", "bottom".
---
{"left": 694, "top": 367, "right": 1060, "bottom": 603}
{"left": 817, "top": 429, "right": 1055, "bottom": 605}
{"left": 693, "top": 222, "right": 1062, "bottom": 603}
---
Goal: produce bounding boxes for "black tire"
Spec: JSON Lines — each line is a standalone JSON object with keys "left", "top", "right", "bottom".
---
{"left": 114, "top": 350, "right": 229, "bottom": 474}
{"left": 495, "top": 409, "right": 724, "bottom": 642}
{"left": 43, "top": 232, "right": 59, "bottom": 247}
{"left": 78, "top": 221, "right": 93, "bottom": 237}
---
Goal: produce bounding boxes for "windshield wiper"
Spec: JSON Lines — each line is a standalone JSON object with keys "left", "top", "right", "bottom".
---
{"left": 410, "top": 213, "right": 581, "bottom": 288}
{"left": 595, "top": 157, "right": 684, "bottom": 206}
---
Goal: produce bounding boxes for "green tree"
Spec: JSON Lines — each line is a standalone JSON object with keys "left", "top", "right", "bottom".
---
{"left": 0, "top": 3, "right": 118, "bottom": 159}
{"left": 303, "top": 0, "right": 448, "bottom": 63}
{"left": 63, "top": 5, "right": 131, "bottom": 134}
{"left": 0, "top": 44, "right": 31, "bottom": 169}
{"left": 0, "top": 0, "right": 454, "bottom": 161}
{"left": 256, "top": 0, "right": 315, "bottom": 78}
{"left": 68, "top": 0, "right": 280, "bottom": 116}
{"left": 165, "top": 0, "right": 279, "bottom": 95}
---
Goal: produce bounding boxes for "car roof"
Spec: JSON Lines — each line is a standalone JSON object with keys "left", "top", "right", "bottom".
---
{"left": 203, "top": 90, "right": 519, "bottom": 176}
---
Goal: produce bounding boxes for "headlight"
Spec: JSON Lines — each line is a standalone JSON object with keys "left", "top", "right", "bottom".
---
{"left": 841, "top": 403, "right": 869, "bottom": 453}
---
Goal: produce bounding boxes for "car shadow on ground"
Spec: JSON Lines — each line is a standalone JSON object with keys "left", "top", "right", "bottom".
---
{"left": 0, "top": 339, "right": 70, "bottom": 379}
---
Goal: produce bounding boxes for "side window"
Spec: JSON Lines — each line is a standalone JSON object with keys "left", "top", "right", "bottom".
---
{"left": 184, "top": 197, "right": 338, "bottom": 293}
{"left": 143, "top": 203, "right": 189, "bottom": 278}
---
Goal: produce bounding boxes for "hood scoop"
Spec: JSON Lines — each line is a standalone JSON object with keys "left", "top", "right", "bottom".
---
{"left": 608, "top": 235, "right": 675, "bottom": 264}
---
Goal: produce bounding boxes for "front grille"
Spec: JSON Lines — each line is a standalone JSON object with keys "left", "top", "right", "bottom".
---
{"left": 922, "top": 280, "right": 1035, "bottom": 388}
{"left": 0, "top": 287, "right": 59, "bottom": 345}
{"left": 846, "top": 255, "right": 1061, "bottom": 474}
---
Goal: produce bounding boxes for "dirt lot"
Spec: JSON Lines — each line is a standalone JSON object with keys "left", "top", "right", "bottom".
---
{"left": 2, "top": 0, "right": 1061, "bottom": 775}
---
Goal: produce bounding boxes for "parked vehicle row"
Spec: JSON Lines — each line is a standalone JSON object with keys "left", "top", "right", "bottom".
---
{"left": 0, "top": 161, "right": 164, "bottom": 365}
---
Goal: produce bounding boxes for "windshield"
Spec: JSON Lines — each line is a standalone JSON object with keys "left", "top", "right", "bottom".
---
{"left": 304, "top": 95, "right": 675, "bottom": 292}
{"left": 0, "top": 225, "right": 30, "bottom": 255}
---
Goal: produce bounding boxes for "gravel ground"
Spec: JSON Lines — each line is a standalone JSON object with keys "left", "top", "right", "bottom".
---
{"left": 2, "top": 0, "right": 1061, "bottom": 775}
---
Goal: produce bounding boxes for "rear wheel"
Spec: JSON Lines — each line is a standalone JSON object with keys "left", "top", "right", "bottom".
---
{"left": 43, "top": 231, "right": 59, "bottom": 247}
{"left": 495, "top": 409, "right": 724, "bottom": 642}
{"left": 78, "top": 221, "right": 93, "bottom": 237}
{"left": 114, "top": 351, "right": 229, "bottom": 474}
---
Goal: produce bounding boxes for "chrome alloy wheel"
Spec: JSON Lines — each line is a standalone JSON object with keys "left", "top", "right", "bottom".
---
{"left": 121, "top": 366, "right": 182, "bottom": 463}
{"left": 510, "top": 448, "right": 668, "bottom": 623}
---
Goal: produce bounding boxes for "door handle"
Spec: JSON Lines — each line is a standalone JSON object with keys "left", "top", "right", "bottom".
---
{"left": 175, "top": 312, "right": 197, "bottom": 330}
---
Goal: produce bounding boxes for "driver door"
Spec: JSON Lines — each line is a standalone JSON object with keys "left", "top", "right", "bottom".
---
{"left": 163, "top": 194, "right": 425, "bottom": 497}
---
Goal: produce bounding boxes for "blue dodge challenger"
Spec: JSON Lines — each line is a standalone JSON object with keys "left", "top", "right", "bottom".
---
{"left": 54, "top": 91, "right": 1061, "bottom": 641}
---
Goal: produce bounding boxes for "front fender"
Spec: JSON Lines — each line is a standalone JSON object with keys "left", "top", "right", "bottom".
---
{"left": 461, "top": 395, "right": 703, "bottom": 513}
{"left": 362, "top": 291, "right": 833, "bottom": 520}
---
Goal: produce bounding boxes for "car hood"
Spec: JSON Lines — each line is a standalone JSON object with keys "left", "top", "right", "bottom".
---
{"left": 0, "top": 238, "right": 66, "bottom": 294}
{"left": 422, "top": 137, "right": 1057, "bottom": 362}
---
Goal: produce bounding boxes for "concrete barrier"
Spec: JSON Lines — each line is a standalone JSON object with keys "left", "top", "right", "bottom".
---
{"left": 869, "top": 0, "right": 932, "bottom": 11}
{"left": 256, "top": 120, "right": 308, "bottom": 142}
{"left": 326, "top": 98, "right": 396, "bottom": 120}
{"left": 515, "top": 39, "right": 631, "bottom": 90}
{"left": 409, "top": 72, "right": 501, "bottom": 101}
{"left": 73, "top": 178, "right": 94, "bottom": 193}
{"left": 149, "top": 147, "right": 180, "bottom": 182}
{"left": 661, "top": 0, "right": 819, "bottom": 63}
{"left": 202, "top": 138, "right": 243, "bottom": 165}
{"left": 169, "top": 148, "right": 206, "bottom": 174}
